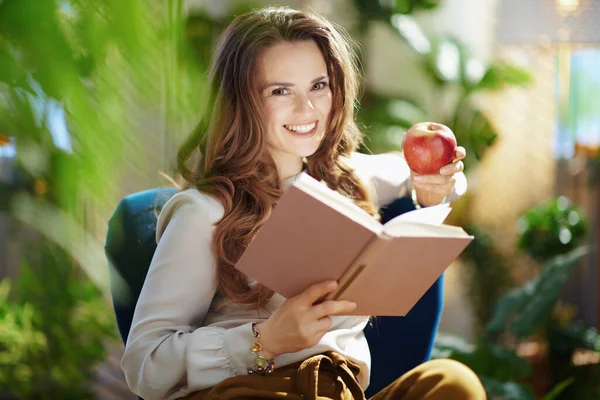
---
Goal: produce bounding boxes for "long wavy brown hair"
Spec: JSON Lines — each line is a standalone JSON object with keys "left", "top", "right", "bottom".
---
{"left": 177, "top": 6, "right": 378, "bottom": 309}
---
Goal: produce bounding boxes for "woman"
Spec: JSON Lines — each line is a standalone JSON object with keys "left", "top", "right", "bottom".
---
{"left": 121, "top": 6, "right": 485, "bottom": 400}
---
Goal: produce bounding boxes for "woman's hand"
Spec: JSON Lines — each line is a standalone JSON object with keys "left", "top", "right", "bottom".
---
{"left": 256, "top": 280, "right": 356, "bottom": 359}
{"left": 411, "top": 146, "right": 466, "bottom": 207}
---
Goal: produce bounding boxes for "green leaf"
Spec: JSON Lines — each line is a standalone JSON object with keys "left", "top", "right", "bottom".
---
{"left": 1, "top": 87, "right": 43, "bottom": 141}
{"left": 0, "top": 0, "right": 79, "bottom": 100}
{"left": 479, "top": 376, "right": 537, "bottom": 400}
{"left": 486, "top": 247, "right": 589, "bottom": 337}
{"left": 353, "top": 0, "right": 390, "bottom": 19}
{"left": 427, "top": 37, "right": 461, "bottom": 84}
{"left": 423, "top": 36, "right": 489, "bottom": 91}
{"left": 448, "top": 103, "right": 498, "bottom": 171}
{"left": 355, "top": 0, "right": 440, "bottom": 16}
{"left": 358, "top": 94, "right": 429, "bottom": 153}
{"left": 475, "top": 62, "right": 534, "bottom": 92}
{"left": 549, "top": 322, "right": 600, "bottom": 352}
{"left": 516, "top": 196, "right": 588, "bottom": 262}
{"left": 0, "top": 46, "right": 27, "bottom": 86}
{"left": 485, "top": 280, "right": 536, "bottom": 335}
{"left": 393, "top": 0, "right": 414, "bottom": 14}
{"left": 433, "top": 333, "right": 531, "bottom": 381}
{"left": 416, "top": 0, "right": 442, "bottom": 10}
{"left": 359, "top": 94, "right": 427, "bottom": 127}
{"left": 431, "top": 332, "right": 475, "bottom": 359}
{"left": 542, "top": 377, "right": 576, "bottom": 400}
{"left": 448, "top": 39, "right": 488, "bottom": 92}
{"left": 10, "top": 193, "right": 111, "bottom": 294}
{"left": 463, "top": 341, "right": 531, "bottom": 381}
{"left": 386, "top": 98, "right": 429, "bottom": 125}
{"left": 461, "top": 58, "right": 487, "bottom": 90}
{"left": 389, "top": 14, "right": 432, "bottom": 55}
{"left": 511, "top": 246, "right": 588, "bottom": 337}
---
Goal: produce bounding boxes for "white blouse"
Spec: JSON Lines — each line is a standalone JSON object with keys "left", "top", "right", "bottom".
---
{"left": 121, "top": 151, "right": 466, "bottom": 400}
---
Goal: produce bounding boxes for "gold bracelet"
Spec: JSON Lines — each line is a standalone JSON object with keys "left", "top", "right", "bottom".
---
{"left": 248, "top": 322, "right": 275, "bottom": 375}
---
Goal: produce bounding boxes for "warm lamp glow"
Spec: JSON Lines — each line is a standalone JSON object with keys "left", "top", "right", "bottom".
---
{"left": 556, "top": 0, "right": 580, "bottom": 14}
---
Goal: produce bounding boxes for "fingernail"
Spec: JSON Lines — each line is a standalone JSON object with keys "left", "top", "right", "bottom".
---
{"left": 349, "top": 302, "right": 357, "bottom": 309}
{"left": 413, "top": 176, "right": 423, "bottom": 181}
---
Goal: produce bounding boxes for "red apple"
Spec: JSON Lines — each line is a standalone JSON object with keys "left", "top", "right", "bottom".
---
{"left": 402, "top": 122, "right": 457, "bottom": 174}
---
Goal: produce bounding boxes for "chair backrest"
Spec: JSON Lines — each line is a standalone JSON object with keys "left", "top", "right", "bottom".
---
{"left": 105, "top": 187, "right": 178, "bottom": 342}
{"left": 105, "top": 188, "right": 443, "bottom": 396}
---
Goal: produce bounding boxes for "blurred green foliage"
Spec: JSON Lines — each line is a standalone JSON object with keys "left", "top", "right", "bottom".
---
{"left": 352, "top": 0, "right": 533, "bottom": 170}
{"left": 434, "top": 196, "right": 599, "bottom": 399}
{"left": 516, "top": 196, "right": 588, "bottom": 262}
{"left": 0, "top": 243, "right": 116, "bottom": 400}
{"left": 486, "top": 246, "right": 588, "bottom": 339}
{"left": 0, "top": 0, "right": 206, "bottom": 397}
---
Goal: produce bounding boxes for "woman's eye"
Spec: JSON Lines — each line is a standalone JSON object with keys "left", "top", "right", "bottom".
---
{"left": 312, "top": 81, "right": 328, "bottom": 90}
{"left": 272, "top": 88, "right": 289, "bottom": 96}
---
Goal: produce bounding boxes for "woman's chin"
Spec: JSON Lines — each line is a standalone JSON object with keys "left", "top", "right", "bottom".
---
{"left": 295, "top": 146, "right": 320, "bottom": 159}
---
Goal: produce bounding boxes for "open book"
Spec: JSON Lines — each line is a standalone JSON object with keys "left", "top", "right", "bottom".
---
{"left": 235, "top": 173, "right": 474, "bottom": 316}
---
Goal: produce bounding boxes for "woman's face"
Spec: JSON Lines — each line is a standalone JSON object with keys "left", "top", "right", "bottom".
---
{"left": 256, "top": 39, "right": 333, "bottom": 171}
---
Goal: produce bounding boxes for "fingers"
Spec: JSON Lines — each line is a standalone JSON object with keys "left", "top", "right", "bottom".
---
{"left": 298, "top": 280, "right": 338, "bottom": 306}
{"left": 412, "top": 181, "right": 455, "bottom": 197}
{"left": 440, "top": 160, "right": 464, "bottom": 176}
{"left": 410, "top": 158, "right": 463, "bottom": 180}
{"left": 314, "top": 316, "right": 333, "bottom": 334}
{"left": 413, "top": 173, "right": 457, "bottom": 186}
{"left": 310, "top": 299, "right": 357, "bottom": 320}
{"left": 454, "top": 146, "right": 466, "bottom": 161}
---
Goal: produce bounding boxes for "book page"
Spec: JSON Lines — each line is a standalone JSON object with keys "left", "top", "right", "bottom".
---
{"left": 383, "top": 203, "right": 452, "bottom": 228}
{"left": 382, "top": 220, "right": 472, "bottom": 239}
{"left": 294, "top": 173, "right": 383, "bottom": 234}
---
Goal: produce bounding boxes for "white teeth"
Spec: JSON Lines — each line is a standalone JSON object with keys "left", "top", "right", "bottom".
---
{"left": 285, "top": 122, "right": 316, "bottom": 134}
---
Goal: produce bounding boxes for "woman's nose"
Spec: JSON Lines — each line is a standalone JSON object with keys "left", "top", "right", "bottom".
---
{"left": 294, "top": 93, "right": 315, "bottom": 116}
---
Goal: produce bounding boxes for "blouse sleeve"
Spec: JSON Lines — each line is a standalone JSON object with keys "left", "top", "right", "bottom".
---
{"left": 121, "top": 191, "right": 256, "bottom": 400}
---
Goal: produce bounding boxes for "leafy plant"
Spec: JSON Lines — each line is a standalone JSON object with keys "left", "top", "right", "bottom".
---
{"left": 486, "top": 246, "right": 588, "bottom": 339}
{"left": 433, "top": 247, "right": 588, "bottom": 398}
{"left": 433, "top": 195, "right": 596, "bottom": 399}
{"left": 515, "top": 196, "right": 587, "bottom": 263}
{"left": 0, "top": 242, "right": 117, "bottom": 400}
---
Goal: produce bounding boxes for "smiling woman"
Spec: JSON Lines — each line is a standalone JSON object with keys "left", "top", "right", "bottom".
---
{"left": 120, "top": 6, "right": 479, "bottom": 400}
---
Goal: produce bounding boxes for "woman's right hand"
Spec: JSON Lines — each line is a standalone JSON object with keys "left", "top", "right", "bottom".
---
{"left": 256, "top": 280, "right": 357, "bottom": 359}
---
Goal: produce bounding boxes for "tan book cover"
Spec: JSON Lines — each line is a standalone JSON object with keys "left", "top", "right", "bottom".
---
{"left": 235, "top": 172, "right": 474, "bottom": 316}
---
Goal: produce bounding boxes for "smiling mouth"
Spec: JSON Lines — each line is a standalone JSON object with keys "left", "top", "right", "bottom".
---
{"left": 284, "top": 121, "right": 318, "bottom": 134}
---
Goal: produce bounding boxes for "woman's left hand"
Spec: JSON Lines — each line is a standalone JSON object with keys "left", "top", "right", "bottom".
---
{"left": 410, "top": 146, "right": 466, "bottom": 207}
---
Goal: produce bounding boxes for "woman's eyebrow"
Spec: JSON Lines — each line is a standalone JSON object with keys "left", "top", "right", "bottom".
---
{"left": 261, "top": 74, "right": 329, "bottom": 90}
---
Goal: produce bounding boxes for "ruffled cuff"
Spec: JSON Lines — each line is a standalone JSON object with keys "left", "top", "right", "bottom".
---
{"left": 185, "top": 324, "right": 253, "bottom": 390}
{"left": 222, "top": 322, "right": 256, "bottom": 375}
